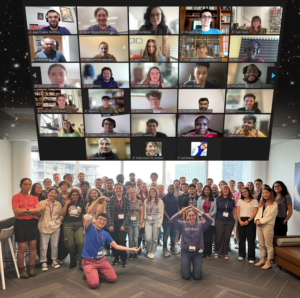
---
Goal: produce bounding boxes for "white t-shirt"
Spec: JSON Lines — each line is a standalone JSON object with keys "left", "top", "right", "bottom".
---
{"left": 237, "top": 199, "right": 258, "bottom": 217}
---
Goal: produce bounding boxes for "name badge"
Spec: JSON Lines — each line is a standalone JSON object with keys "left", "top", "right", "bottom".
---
{"left": 71, "top": 209, "right": 78, "bottom": 215}
{"left": 93, "top": 218, "right": 96, "bottom": 223}
{"left": 97, "top": 251, "right": 103, "bottom": 258}
{"left": 189, "top": 246, "right": 196, "bottom": 251}
{"left": 49, "top": 221, "right": 55, "bottom": 226}
{"left": 131, "top": 216, "right": 136, "bottom": 221}
{"left": 223, "top": 212, "right": 229, "bottom": 217}
{"left": 118, "top": 214, "right": 124, "bottom": 219}
{"left": 199, "top": 249, "right": 204, "bottom": 253}
{"left": 147, "top": 215, "right": 153, "bottom": 220}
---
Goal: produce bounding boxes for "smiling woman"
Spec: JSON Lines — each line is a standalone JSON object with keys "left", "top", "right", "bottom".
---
{"left": 48, "top": 64, "right": 74, "bottom": 88}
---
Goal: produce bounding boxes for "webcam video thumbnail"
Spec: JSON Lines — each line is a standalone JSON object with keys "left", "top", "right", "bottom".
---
{"left": 178, "top": 89, "right": 225, "bottom": 113}
{"left": 130, "top": 63, "right": 178, "bottom": 88}
{"left": 84, "top": 114, "right": 130, "bottom": 137}
{"left": 231, "top": 7, "right": 283, "bottom": 34}
{"left": 180, "top": 6, "right": 232, "bottom": 34}
{"left": 35, "top": 89, "right": 83, "bottom": 113}
{"left": 179, "top": 35, "right": 229, "bottom": 62}
{"left": 178, "top": 114, "right": 224, "bottom": 137}
{"left": 131, "top": 114, "right": 176, "bottom": 137}
{"left": 80, "top": 63, "right": 129, "bottom": 88}
{"left": 224, "top": 114, "right": 271, "bottom": 137}
{"left": 25, "top": 6, "right": 78, "bottom": 34}
{"left": 85, "top": 138, "right": 131, "bottom": 160}
{"left": 229, "top": 36, "right": 279, "bottom": 63}
{"left": 79, "top": 36, "right": 129, "bottom": 62}
{"left": 225, "top": 89, "right": 274, "bottom": 114}
{"left": 130, "top": 35, "right": 178, "bottom": 62}
{"left": 179, "top": 62, "right": 227, "bottom": 88}
{"left": 191, "top": 142, "right": 207, "bottom": 156}
{"left": 29, "top": 35, "right": 79, "bottom": 62}
{"left": 38, "top": 114, "right": 84, "bottom": 137}
{"left": 131, "top": 89, "right": 177, "bottom": 113}
{"left": 129, "top": 6, "right": 179, "bottom": 34}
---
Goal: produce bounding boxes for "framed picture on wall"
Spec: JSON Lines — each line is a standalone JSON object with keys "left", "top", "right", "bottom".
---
{"left": 136, "top": 38, "right": 143, "bottom": 44}
{"left": 29, "top": 24, "right": 38, "bottom": 30}
{"left": 60, "top": 7, "right": 74, "bottom": 22}
{"left": 37, "top": 13, "right": 43, "bottom": 20}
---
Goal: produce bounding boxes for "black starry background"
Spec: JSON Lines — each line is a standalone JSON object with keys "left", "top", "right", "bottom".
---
{"left": 0, "top": 1, "right": 300, "bottom": 141}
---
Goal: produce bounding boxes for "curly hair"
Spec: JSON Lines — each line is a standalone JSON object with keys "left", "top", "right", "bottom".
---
{"left": 143, "top": 6, "right": 166, "bottom": 30}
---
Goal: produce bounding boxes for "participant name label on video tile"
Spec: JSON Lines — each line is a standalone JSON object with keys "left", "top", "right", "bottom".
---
{"left": 231, "top": 30, "right": 249, "bottom": 34}
{"left": 32, "top": 58, "right": 49, "bottom": 62}
{"left": 226, "top": 109, "right": 255, "bottom": 113}
{"left": 179, "top": 109, "right": 213, "bottom": 113}
{"left": 88, "top": 157, "right": 107, "bottom": 160}
{"left": 227, "top": 84, "right": 245, "bottom": 88}
{"left": 133, "top": 84, "right": 159, "bottom": 88}
{"left": 181, "top": 85, "right": 202, "bottom": 88}
{"left": 87, "top": 110, "right": 119, "bottom": 115}
{"left": 85, "top": 134, "right": 130, "bottom": 137}
{"left": 81, "top": 58, "right": 115, "bottom": 62}
{"left": 178, "top": 157, "right": 195, "bottom": 160}
{"left": 132, "top": 109, "right": 153, "bottom": 113}
{"left": 180, "top": 58, "right": 222, "bottom": 62}
{"left": 134, "top": 157, "right": 164, "bottom": 160}
{"left": 178, "top": 134, "right": 206, "bottom": 137}
{"left": 34, "top": 84, "right": 59, "bottom": 88}
{"left": 130, "top": 30, "right": 152, "bottom": 34}
{"left": 79, "top": 30, "right": 110, "bottom": 34}
{"left": 28, "top": 30, "right": 61, "bottom": 34}
{"left": 40, "top": 134, "right": 58, "bottom": 137}
{"left": 182, "top": 30, "right": 202, "bottom": 34}
{"left": 226, "top": 135, "right": 246, "bottom": 138}
{"left": 39, "top": 109, "right": 68, "bottom": 113}
{"left": 132, "top": 133, "right": 153, "bottom": 137}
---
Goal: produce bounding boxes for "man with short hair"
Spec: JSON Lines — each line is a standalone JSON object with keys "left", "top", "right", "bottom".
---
{"left": 254, "top": 179, "right": 263, "bottom": 195}
{"left": 236, "top": 93, "right": 261, "bottom": 113}
{"left": 35, "top": 38, "right": 67, "bottom": 61}
{"left": 211, "top": 184, "right": 219, "bottom": 198}
{"left": 198, "top": 9, "right": 222, "bottom": 34}
{"left": 101, "top": 118, "right": 118, "bottom": 134}
{"left": 129, "top": 173, "right": 136, "bottom": 188}
{"left": 116, "top": 175, "right": 125, "bottom": 191}
{"left": 229, "top": 180, "right": 237, "bottom": 194}
{"left": 146, "top": 119, "right": 167, "bottom": 137}
{"left": 198, "top": 98, "right": 210, "bottom": 111}
{"left": 61, "top": 173, "right": 81, "bottom": 193}
{"left": 162, "top": 185, "right": 180, "bottom": 256}
{"left": 39, "top": 10, "right": 71, "bottom": 34}
{"left": 192, "top": 178, "right": 199, "bottom": 185}
{"left": 182, "top": 184, "right": 200, "bottom": 220}
{"left": 150, "top": 173, "right": 158, "bottom": 183}
{"left": 206, "top": 178, "right": 213, "bottom": 187}
{"left": 53, "top": 173, "right": 61, "bottom": 189}
{"left": 183, "top": 116, "right": 221, "bottom": 137}
{"left": 173, "top": 179, "right": 183, "bottom": 197}
{"left": 179, "top": 177, "right": 186, "bottom": 191}
{"left": 136, "top": 178, "right": 143, "bottom": 190}
{"left": 95, "top": 178, "right": 107, "bottom": 196}
{"left": 106, "top": 179, "right": 115, "bottom": 198}
{"left": 74, "top": 172, "right": 86, "bottom": 188}
{"left": 80, "top": 181, "right": 90, "bottom": 205}
{"left": 97, "top": 96, "right": 118, "bottom": 113}
{"left": 232, "top": 115, "right": 266, "bottom": 137}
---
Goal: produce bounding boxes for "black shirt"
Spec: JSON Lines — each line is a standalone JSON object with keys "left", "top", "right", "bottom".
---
{"left": 64, "top": 202, "right": 86, "bottom": 223}
{"left": 182, "top": 194, "right": 200, "bottom": 208}
{"left": 178, "top": 193, "right": 189, "bottom": 210}
{"left": 153, "top": 131, "right": 167, "bottom": 137}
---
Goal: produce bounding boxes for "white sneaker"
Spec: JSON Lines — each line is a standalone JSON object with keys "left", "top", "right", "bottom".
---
{"left": 235, "top": 243, "right": 239, "bottom": 249}
{"left": 150, "top": 253, "right": 155, "bottom": 259}
{"left": 171, "top": 247, "right": 180, "bottom": 254}
{"left": 147, "top": 253, "right": 151, "bottom": 258}
{"left": 41, "top": 262, "right": 48, "bottom": 271}
{"left": 52, "top": 260, "right": 60, "bottom": 269}
{"left": 249, "top": 260, "right": 254, "bottom": 264}
{"left": 238, "top": 257, "right": 243, "bottom": 261}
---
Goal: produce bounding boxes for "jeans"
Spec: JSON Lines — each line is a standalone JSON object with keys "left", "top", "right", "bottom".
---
{"left": 63, "top": 221, "right": 84, "bottom": 267}
{"left": 238, "top": 217, "right": 256, "bottom": 260}
{"left": 162, "top": 217, "right": 176, "bottom": 249}
{"left": 145, "top": 214, "right": 159, "bottom": 254}
{"left": 39, "top": 228, "right": 60, "bottom": 263}
{"left": 110, "top": 221, "right": 127, "bottom": 261}
{"left": 181, "top": 249, "right": 203, "bottom": 280}
{"left": 128, "top": 221, "right": 139, "bottom": 251}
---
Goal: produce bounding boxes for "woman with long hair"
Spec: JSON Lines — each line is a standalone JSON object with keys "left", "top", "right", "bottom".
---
{"left": 248, "top": 16, "right": 265, "bottom": 34}
{"left": 255, "top": 187, "right": 278, "bottom": 269}
{"left": 85, "top": 188, "right": 107, "bottom": 219}
{"left": 246, "top": 182, "right": 257, "bottom": 199}
{"left": 236, "top": 187, "right": 258, "bottom": 263}
{"left": 214, "top": 185, "right": 236, "bottom": 259}
{"left": 137, "top": 182, "right": 148, "bottom": 251}
{"left": 142, "top": 67, "right": 166, "bottom": 88}
{"left": 256, "top": 184, "right": 270, "bottom": 202}
{"left": 30, "top": 183, "right": 47, "bottom": 202}
{"left": 143, "top": 187, "right": 164, "bottom": 259}
{"left": 196, "top": 185, "right": 216, "bottom": 260}
{"left": 272, "top": 181, "right": 293, "bottom": 236}
{"left": 142, "top": 39, "right": 165, "bottom": 62}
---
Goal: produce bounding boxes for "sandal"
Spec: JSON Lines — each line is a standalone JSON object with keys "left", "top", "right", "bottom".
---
{"left": 206, "top": 255, "right": 210, "bottom": 260}
{"left": 224, "top": 255, "right": 229, "bottom": 260}
{"left": 214, "top": 254, "right": 219, "bottom": 259}
{"left": 58, "top": 260, "right": 64, "bottom": 265}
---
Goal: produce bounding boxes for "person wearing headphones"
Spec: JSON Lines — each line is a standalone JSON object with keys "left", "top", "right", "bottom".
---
{"left": 183, "top": 116, "right": 221, "bottom": 137}
{"left": 183, "top": 63, "right": 218, "bottom": 88}
{"left": 93, "top": 67, "right": 119, "bottom": 88}
{"left": 146, "top": 119, "right": 167, "bottom": 137}
{"left": 93, "top": 138, "right": 120, "bottom": 160}
{"left": 50, "top": 94, "right": 77, "bottom": 113}
{"left": 231, "top": 115, "right": 267, "bottom": 137}
{"left": 97, "top": 96, "right": 118, "bottom": 113}
{"left": 240, "top": 40, "right": 264, "bottom": 62}
{"left": 35, "top": 38, "right": 66, "bottom": 62}
{"left": 196, "top": 9, "right": 222, "bottom": 34}
{"left": 239, "top": 64, "right": 265, "bottom": 88}
{"left": 93, "top": 41, "right": 117, "bottom": 62}
{"left": 198, "top": 98, "right": 210, "bottom": 111}
{"left": 236, "top": 94, "right": 262, "bottom": 113}
{"left": 39, "top": 10, "right": 71, "bottom": 34}
{"left": 101, "top": 118, "right": 118, "bottom": 134}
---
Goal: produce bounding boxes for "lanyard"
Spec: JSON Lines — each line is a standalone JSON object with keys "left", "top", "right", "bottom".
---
{"left": 117, "top": 197, "right": 123, "bottom": 210}
{"left": 130, "top": 199, "right": 138, "bottom": 213}
{"left": 48, "top": 200, "right": 54, "bottom": 220}
{"left": 150, "top": 200, "right": 155, "bottom": 213}
{"left": 94, "top": 227, "right": 104, "bottom": 251}
{"left": 189, "top": 195, "right": 196, "bottom": 205}
{"left": 107, "top": 191, "right": 114, "bottom": 198}
{"left": 224, "top": 199, "right": 229, "bottom": 210}
{"left": 43, "top": 190, "right": 48, "bottom": 197}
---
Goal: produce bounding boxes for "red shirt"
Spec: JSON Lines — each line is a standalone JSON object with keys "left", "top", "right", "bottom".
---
{"left": 183, "top": 130, "right": 221, "bottom": 138}
{"left": 12, "top": 193, "right": 39, "bottom": 220}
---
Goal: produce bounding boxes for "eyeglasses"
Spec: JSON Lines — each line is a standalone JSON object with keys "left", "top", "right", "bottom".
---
{"left": 150, "top": 13, "right": 161, "bottom": 18}
{"left": 97, "top": 218, "right": 107, "bottom": 222}
{"left": 201, "top": 15, "right": 212, "bottom": 20}
{"left": 104, "top": 122, "right": 113, "bottom": 126}
{"left": 197, "top": 46, "right": 207, "bottom": 50}
{"left": 148, "top": 98, "right": 160, "bottom": 101}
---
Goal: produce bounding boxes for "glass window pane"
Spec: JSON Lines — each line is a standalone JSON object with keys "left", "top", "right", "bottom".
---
{"left": 124, "top": 161, "right": 163, "bottom": 185}
{"left": 79, "top": 161, "right": 121, "bottom": 188}
{"left": 222, "top": 161, "right": 250, "bottom": 185}
{"left": 165, "top": 161, "right": 206, "bottom": 188}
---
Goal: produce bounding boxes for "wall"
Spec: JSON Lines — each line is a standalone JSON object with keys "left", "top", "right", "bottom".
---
{"left": 25, "top": 6, "right": 78, "bottom": 33}
{"left": 79, "top": 36, "right": 129, "bottom": 61}
{"left": 178, "top": 89, "right": 225, "bottom": 113}
{"left": 84, "top": 114, "right": 130, "bottom": 134}
{"left": 62, "top": 36, "right": 79, "bottom": 61}
{"left": 130, "top": 35, "right": 163, "bottom": 55}
{"left": 267, "top": 140, "right": 300, "bottom": 235}
{"left": 0, "top": 141, "right": 12, "bottom": 210}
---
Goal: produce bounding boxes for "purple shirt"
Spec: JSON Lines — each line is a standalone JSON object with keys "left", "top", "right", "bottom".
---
{"left": 171, "top": 213, "right": 212, "bottom": 250}
{"left": 86, "top": 25, "right": 119, "bottom": 34}
{"left": 39, "top": 26, "right": 71, "bottom": 34}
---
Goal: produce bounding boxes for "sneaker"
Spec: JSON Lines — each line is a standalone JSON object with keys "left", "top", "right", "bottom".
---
{"left": 129, "top": 253, "right": 134, "bottom": 260}
{"left": 121, "top": 261, "right": 128, "bottom": 267}
{"left": 249, "top": 260, "right": 254, "bottom": 264}
{"left": 51, "top": 260, "right": 60, "bottom": 269}
{"left": 147, "top": 253, "right": 151, "bottom": 258}
{"left": 105, "top": 249, "right": 110, "bottom": 256}
{"left": 171, "top": 247, "right": 180, "bottom": 254}
{"left": 112, "top": 258, "right": 120, "bottom": 265}
{"left": 19, "top": 267, "right": 29, "bottom": 279}
{"left": 238, "top": 257, "right": 243, "bottom": 261}
{"left": 133, "top": 254, "right": 138, "bottom": 260}
{"left": 149, "top": 253, "right": 155, "bottom": 259}
{"left": 255, "top": 259, "right": 266, "bottom": 267}
{"left": 27, "top": 264, "right": 37, "bottom": 277}
{"left": 41, "top": 262, "right": 48, "bottom": 271}
{"left": 235, "top": 243, "right": 239, "bottom": 249}
{"left": 261, "top": 261, "right": 272, "bottom": 270}
{"left": 163, "top": 249, "right": 171, "bottom": 257}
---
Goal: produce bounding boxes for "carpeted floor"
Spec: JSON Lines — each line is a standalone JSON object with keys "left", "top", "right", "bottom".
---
{"left": 1, "top": 242, "right": 300, "bottom": 297}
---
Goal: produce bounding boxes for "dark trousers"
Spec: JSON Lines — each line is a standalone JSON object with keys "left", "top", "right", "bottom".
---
{"left": 274, "top": 217, "right": 287, "bottom": 236}
{"left": 181, "top": 249, "right": 203, "bottom": 280}
{"left": 110, "top": 221, "right": 127, "bottom": 261}
{"left": 203, "top": 225, "right": 215, "bottom": 256}
{"left": 162, "top": 218, "right": 176, "bottom": 249}
{"left": 238, "top": 217, "right": 256, "bottom": 260}
{"left": 215, "top": 220, "right": 235, "bottom": 256}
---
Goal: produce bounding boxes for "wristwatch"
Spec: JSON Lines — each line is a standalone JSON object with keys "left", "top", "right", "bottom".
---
{"left": 26, "top": 209, "right": 29, "bottom": 212}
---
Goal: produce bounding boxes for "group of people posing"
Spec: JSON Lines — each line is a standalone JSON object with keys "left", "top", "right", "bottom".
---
{"left": 12, "top": 172, "right": 292, "bottom": 288}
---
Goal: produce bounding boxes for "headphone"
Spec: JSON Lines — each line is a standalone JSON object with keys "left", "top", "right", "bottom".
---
{"left": 244, "top": 40, "right": 260, "bottom": 54}
{"left": 242, "top": 64, "right": 262, "bottom": 78}
{"left": 102, "top": 118, "right": 116, "bottom": 128}
{"left": 45, "top": 10, "right": 61, "bottom": 22}
{"left": 41, "top": 38, "right": 57, "bottom": 48}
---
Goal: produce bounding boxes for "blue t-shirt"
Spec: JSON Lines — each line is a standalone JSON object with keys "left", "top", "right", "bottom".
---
{"left": 216, "top": 198, "right": 235, "bottom": 222}
{"left": 162, "top": 194, "right": 178, "bottom": 218}
{"left": 39, "top": 26, "right": 71, "bottom": 34}
{"left": 82, "top": 224, "right": 113, "bottom": 259}
{"left": 35, "top": 50, "right": 67, "bottom": 62}
{"left": 199, "top": 28, "right": 222, "bottom": 34}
